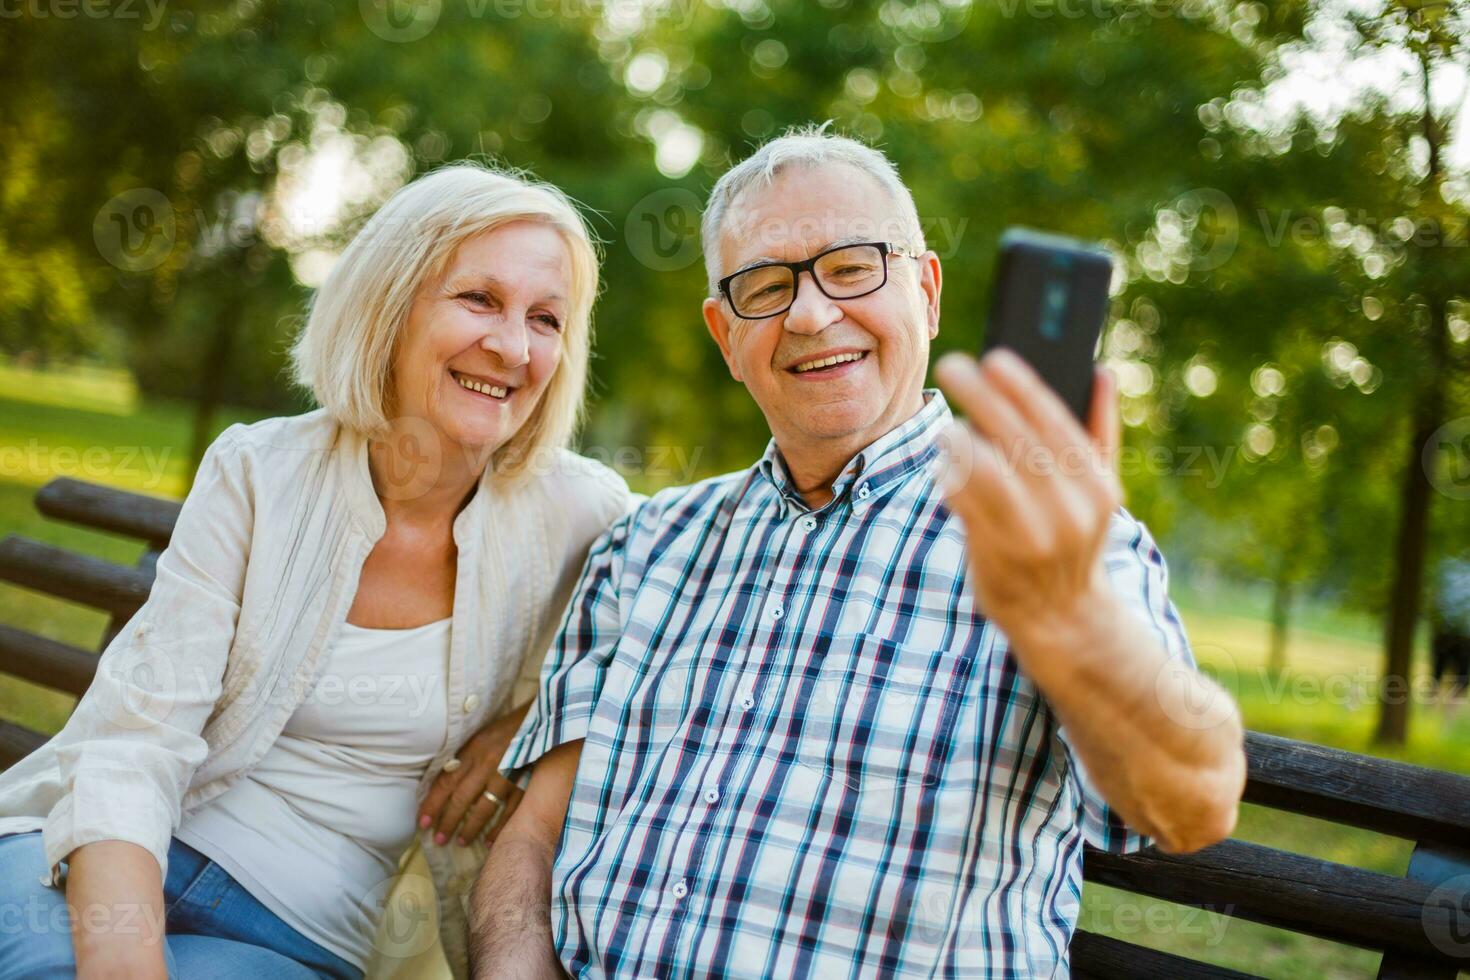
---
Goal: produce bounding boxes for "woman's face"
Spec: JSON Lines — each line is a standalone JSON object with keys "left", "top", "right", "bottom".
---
{"left": 390, "top": 220, "right": 572, "bottom": 460}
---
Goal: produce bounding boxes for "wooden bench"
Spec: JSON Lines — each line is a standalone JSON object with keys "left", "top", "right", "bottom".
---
{"left": 3, "top": 477, "right": 1469, "bottom": 979}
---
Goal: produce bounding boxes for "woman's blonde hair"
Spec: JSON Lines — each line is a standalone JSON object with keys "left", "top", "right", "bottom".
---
{"left": 290, "top": 161, "right": 600, "bottom": 479}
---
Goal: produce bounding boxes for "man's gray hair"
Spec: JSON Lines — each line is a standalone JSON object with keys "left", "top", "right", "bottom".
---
{"left": 700, "top": 122, "right": 927, "bottom": 296}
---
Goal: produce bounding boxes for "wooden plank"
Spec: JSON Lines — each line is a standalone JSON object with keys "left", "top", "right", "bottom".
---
{"left": 34, "top": 478, "right": 179, "bottom": 547}
{"left": 1070, "top": 930, "right": 1260, "bottom": 979}
{"left": 0, "top": 719, "right": 47, "bottom": 770}
{"left": 0, "top": 624, "right": 97, "bottom": 696}
{"left": 0, "top": 536, "right": 152, "bottom": 619}
{"left": 1084, "top": 840, "right": 1467, "bottom": 964}
{"left": 1244, "top": 731, "right": 1470, "bottom": 845}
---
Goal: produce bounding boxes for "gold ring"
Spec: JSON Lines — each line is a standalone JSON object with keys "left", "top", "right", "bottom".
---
{"left": 483, "top": 790, "right": 505, "bottom": 809}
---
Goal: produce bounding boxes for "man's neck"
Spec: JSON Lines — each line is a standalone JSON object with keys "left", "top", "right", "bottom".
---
{"left": 776, "top": 391, "right": 928, "bottom": 510}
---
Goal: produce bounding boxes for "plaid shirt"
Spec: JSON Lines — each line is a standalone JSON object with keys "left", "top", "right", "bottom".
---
{"left": 503, "top": 391, "right": 1194, "bottom": 979}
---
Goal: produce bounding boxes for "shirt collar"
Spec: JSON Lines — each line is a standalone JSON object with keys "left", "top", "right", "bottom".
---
{"left": 756, "top": 389, "right": 952, "bottom": 513}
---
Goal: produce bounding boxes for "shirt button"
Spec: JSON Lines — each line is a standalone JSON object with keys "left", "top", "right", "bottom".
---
{"left": 671, "top": 879, "right": 688, "bottom": 900}
{"left": 770, "top": 603, "right": 784, "bottom": 621}
{"left": 740, "top": 695, "right": 756, "bottom": 710}
{"left": 857, "top": 483, "right": 871, "bottom": 499}
{"left": 703, "top": 787, "right": 720, "bottom": 804}
{"left": 799, "top": 515, "right": 817, "bottom": 532}
{"left": 462, "top": 694, "right": 480, "bottom": 714}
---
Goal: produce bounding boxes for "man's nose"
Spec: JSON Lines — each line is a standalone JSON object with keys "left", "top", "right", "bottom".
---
{"left": 782, "top": 270, "right": 841, "bottom": 336}
{"left": 480, "top": 317, "right": 530, "bottom": 368}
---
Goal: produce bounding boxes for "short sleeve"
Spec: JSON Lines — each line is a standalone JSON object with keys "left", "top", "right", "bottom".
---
{"left": 1057, "top": 507, "right": 1195, "bottom": 854}
{"left": 498, "top": 513, "right": 631, "bottom": 789}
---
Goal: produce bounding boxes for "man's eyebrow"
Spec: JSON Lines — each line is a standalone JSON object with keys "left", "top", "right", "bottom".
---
{"left": 729, "top": 236, "right": 875, "bottom": 275}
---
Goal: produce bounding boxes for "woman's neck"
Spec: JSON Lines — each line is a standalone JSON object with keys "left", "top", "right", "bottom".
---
{"left": 366, "top": 422, "right": 487, "bottom": 527}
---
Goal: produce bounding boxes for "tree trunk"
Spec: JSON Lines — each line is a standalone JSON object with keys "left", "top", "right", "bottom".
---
{"left": 1268, "top": 570, "right": 1292, "bottom": 679}
{"left": 1374, "top": 391, "right": 1440, "bottom": 745}
{"left": 1372, "top": 49, "right": 1450, "bottom": 747}
{"left": 187, "top": 303, "right": 242, "bottom": 484}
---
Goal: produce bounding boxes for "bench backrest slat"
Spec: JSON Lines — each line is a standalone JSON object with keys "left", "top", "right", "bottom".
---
{"left": 35, "top": 477, "right": 178, "bottom": 548}
{"left": 0, "top": 623, "right": 98, "bottom": 696}
{"left": 1084, "top": 838, "right": 1463, "bottom": 961}
{"left": 0, "top": 536, "right": 151, "bottom": 620}
{"left": 1244, "top": 731, "right": 1470, "bottom": 846}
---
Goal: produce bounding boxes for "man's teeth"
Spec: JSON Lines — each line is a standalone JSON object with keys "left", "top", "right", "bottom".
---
{"left": 454, "top": 374, "right": 509, "bottom": 399}
{"left": 793, "top": 351, "right": 867, "bottom": 374}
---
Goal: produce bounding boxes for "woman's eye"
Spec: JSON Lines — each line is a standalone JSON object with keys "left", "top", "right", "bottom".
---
{"left": 535, "top": 314, "right": 562, "bottom": 331}
{"left": 460, "top": 291, "right": 492, "bottom": 306}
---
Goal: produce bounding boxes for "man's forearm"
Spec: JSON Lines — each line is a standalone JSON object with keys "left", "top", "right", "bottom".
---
{"left": 470, "top": 832, "right": 563, "bottom": 979}
{"left": 1009, "top": 573, "right": 1246, "bottom": 854}
{"left": 469, "top": 739, "right": 582, "bottom": 979}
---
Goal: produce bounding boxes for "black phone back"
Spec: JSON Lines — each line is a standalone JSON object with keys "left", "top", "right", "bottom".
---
{"left": 981, "top": 228, "right": 1114, "bottom": 424}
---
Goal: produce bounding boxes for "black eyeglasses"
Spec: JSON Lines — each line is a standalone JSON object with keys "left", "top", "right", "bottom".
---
{"left": 717, "top": 241, "right": 918, "bottom": 320}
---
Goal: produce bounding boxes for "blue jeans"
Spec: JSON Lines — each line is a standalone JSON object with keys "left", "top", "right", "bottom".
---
{"left": 0, "top": 832, "right": 362, "bottom": 979}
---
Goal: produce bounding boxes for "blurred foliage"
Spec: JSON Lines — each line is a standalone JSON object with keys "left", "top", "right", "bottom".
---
{"left": 2, "top": 0, "right": 1468, "bottom": 732}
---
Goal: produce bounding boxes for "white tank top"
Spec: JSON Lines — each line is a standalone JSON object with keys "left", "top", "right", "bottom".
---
{"left": 176, "top": 617, "right": 452, "bottom": 968}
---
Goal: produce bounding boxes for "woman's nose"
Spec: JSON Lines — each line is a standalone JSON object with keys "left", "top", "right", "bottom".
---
{"left": 480, "top": 320, "right": 530, "bottom": 368}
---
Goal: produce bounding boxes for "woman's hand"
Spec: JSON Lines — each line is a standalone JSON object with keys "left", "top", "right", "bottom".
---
{"left": 419, "top": 701, "right": 531, "bottom": 848}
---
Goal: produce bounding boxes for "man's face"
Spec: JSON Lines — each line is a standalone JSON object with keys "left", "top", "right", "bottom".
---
{"left": 702, "top": 163, "right": 941, "bottom": 461}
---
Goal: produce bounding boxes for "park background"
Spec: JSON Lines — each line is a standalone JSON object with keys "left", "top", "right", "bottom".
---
{"left": 2, "top": 0, "right": 1468, "bottom": 976}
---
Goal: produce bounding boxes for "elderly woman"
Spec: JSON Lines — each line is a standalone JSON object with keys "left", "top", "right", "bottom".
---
{"left": 0, "top": 164, "right": 629, "bottom": 979}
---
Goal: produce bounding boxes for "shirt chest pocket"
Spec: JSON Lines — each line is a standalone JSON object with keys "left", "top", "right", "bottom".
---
{"left": 795, "top": 633, "right": 973, "bottom": 790}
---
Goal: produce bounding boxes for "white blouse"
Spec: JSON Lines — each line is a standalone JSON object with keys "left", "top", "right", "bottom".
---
{"left": 177, "top": 617, "right": 453, "bottom": 968}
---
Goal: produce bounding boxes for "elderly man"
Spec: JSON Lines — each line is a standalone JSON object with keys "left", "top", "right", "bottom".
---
{"left": 470, "top": 127, "right": 1245, "bottom": 978}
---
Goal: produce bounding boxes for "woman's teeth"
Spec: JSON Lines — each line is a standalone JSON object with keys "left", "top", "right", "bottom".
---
{"left": 453, "top": 373, "right": 509, "bottom": 399}
{"left": 793, "top": 351, "right": 867, "bottom": 374}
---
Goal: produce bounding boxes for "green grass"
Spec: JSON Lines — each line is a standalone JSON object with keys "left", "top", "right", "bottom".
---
{"left": 3, "top": 359, "right": 1467, "bottom": 979}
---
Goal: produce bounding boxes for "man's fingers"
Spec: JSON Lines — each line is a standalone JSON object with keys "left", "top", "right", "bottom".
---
{"left": 979, "top": 348, "right": 1092, "bottom": 459}
{"left": 934, "top": 352, "right": 1037, "bottom": 470}
{"left": 1089, "top": 364, "right": 1122, "bottom": 466}
{"left": 941, "top": 422, "right": 1039, "bottom": 543}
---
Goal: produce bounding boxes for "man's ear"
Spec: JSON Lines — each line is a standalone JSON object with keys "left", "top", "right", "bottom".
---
{"left": 703, "top": 296, "right": 744, "bottom": 382}
{"left": 919, "top": 250, "right": 942, "bottom": 340}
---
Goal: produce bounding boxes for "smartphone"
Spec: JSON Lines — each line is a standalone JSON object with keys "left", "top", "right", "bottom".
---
{"left": 981, "top": 228, "right": 1114, "bottom": 424}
